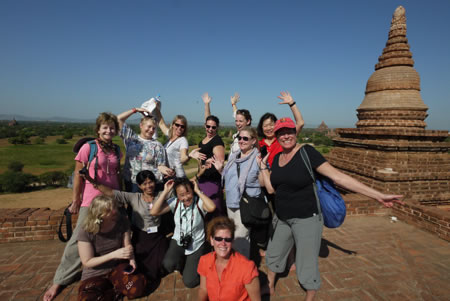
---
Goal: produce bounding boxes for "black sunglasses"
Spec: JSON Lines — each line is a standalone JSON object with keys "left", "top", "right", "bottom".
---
{"left": 206, "top": 125, "right": 217, "bottom": 130}
{"left": 174, "top": 123, "right": 185, "bottom": 129}
{"left": 237, "top": 135, "right": 250, "bottom": 141}
{"left": 214, "top": 236, "right": 233, "bottom": 243}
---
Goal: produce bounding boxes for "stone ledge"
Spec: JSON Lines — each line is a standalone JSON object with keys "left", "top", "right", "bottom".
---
{"left": 0, "top": 195, "right": 448, "bottom": 243}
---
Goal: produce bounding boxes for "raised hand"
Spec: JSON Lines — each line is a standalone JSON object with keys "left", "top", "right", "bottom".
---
{"left": 209, "top": 155, "right": 224, "bottom": 172}
{"left": 277, "top": 91, "right": 295, "bottom": 105}
{"left": 230, "top": 92, "right": 240, "bottom": 105}
{"left": 202, "top": 92, "right": 212, "bottom": 104}
{"left": 164, "top": 179, "right": 175, "bottom": 192}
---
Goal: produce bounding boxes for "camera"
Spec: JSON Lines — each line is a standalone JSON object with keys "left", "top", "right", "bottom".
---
{"left": 180, "top": 233, "right": 192, "bottom": 249}
{"left": 260, "top": 145, "right": 268, "bottom": 158}
{"left": 79, "top": 166, "right": 88, "bottom": 176}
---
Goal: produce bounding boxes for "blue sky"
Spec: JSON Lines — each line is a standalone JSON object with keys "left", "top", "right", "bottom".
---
{"left": 1, "top": 0, "right": 449, "bottom": 130}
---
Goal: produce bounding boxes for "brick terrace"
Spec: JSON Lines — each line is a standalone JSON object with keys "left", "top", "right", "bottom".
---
{"left": 0, "top": 215, "right": 448, "bottom": 301}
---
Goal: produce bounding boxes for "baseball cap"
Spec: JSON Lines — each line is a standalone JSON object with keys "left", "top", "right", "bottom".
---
{"left": 274, "top": 117, "right": 296, "bottom": 134}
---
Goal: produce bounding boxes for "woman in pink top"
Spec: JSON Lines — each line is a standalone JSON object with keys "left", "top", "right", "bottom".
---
{"left": 44, "top": 112, "right": 122, "bottom": 301}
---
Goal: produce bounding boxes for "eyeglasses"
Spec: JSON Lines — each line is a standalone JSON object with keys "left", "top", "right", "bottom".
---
{"left": 205, "top": 125, "right": 217, "bottom": 130}
{"left": 174, "top": 123, "right": 185, "bottom": 129}
{"left": 237, "top": 135, "right": 251, "bottom": 141}
{"left": 214, "top": 236, "right": 233, "bottom": 243}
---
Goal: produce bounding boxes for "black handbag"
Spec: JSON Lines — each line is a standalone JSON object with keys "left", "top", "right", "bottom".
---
{"left": 58, "top": 206, "right": 73, "bottom": 242}
{"left": 237, "top": 161, "right": 271, "bottom": 226}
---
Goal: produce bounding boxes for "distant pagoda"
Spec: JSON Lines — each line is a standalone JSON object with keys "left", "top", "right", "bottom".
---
{"left": 317, "top": 121, "right": 329, "bottom": 133}
{"left": 327, "top": 6, "right": 450, "bottom": 205}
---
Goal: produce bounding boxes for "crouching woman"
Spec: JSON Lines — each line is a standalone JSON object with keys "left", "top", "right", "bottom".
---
{"left": 77, "top": 195, "right": 146, "bottom": 300}
{"left": 150, "top": 177, "right": 216, "bottom": 288}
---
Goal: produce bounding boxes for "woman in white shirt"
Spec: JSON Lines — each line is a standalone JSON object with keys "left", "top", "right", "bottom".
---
{"left": 154, "top": 107, "right": 190, "bottom": 177}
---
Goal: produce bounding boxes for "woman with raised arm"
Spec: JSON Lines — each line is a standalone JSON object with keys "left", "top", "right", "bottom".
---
{"left": 77, "top": 195, "right": 146, "bottom": 300}
{"left": 150, "top": 177, "right": 216, "bottom": 288}
{"left": 197, "top": 216, "right": 261, "bottom": 301}
{"left": 215, "top": 126, "right": 268, "bottom": 260}
{"left": 117, "top": 107, "right": 174, "bottom": 192}
{"left": 258, "top": 116, "right": 403, "bottom": 300}
{"left": 204, "top": 92, "right": 252, "bottom": 156}
{"left": 82, "top": 170, "right": 170, "bottom": 284}
{"left": 188, "top": 92, "right": 226, "bottom": 219}
{"left": 257, "top": 91, "right": 305, "bottom": 167}
{"left": 44, "top": 112, "right": 122, "bottom": 301}
{"left": 153, "top": 106, "right": 190, "bottom": 177}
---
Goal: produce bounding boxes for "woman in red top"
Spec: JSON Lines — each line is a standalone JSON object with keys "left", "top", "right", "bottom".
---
{"left": 198, "top": 216, "right": 261, "bottom": 301}
{"left": 257, "top": 91, "right": 305, "bottom": 167}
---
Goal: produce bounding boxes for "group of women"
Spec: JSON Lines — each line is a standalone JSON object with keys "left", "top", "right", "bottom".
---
{"left": 44, "top": 92, "right": 402, "bottom": 301}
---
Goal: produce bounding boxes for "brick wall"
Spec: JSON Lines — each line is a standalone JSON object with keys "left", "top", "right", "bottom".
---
{"left": 1, "top": 195, "right": 448, "bottom": 243}
{"left": 0, "top": 208, "right": 78, "bottom": 243}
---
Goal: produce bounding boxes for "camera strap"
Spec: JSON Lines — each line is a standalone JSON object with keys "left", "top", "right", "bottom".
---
{"left": 178, "top": 199, "right": 195, "bottom": 239}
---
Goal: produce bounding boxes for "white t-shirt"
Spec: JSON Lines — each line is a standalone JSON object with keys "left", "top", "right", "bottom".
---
{"left": 164, "top": 129, "right": 189, "bottom": 177}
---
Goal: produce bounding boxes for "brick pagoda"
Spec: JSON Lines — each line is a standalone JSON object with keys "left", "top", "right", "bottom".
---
{"left": 327, "top": 6, "right": 450, "bottom": 206}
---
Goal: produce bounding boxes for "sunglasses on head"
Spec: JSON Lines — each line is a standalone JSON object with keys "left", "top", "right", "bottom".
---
{"left": 214, "top": 236, "right": 233, "bottom": 243}
{"left": 206, "top": 125, "right": 217, "bottom": 130}
{"left": 237, "top": 135, "right": 251, "bottom": 141}
{"left": 174, "top": 123, "right": 185, "bottom": 129}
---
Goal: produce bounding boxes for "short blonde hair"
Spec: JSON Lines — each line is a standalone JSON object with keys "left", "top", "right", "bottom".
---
{"left": 83, "top": 195, "right": 118, "bottom": 234}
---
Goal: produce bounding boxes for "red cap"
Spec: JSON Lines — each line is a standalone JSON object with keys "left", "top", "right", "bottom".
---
{"left": 274, "top": 117, "right": 296, "bottom": 133}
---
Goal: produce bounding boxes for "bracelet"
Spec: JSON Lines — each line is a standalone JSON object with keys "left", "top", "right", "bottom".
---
{"left": 289, "top": 102, "right": 296, "bottom": 107}
{"left": 260, "top": 167, "right": 268, "bottom": 170}
{"left": 132, "top": 108, "right": 137, "bottom": 113}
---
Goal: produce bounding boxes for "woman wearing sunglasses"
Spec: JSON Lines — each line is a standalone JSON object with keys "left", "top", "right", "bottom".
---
{"left": 257, "top": 91, "right": 304, "bottom": 168}
{"left": 212, "top": 126, "right": 268, "bottom": 261}
{"left": 203, "top": 92, "right": 252, "bottom": 157}
{"left": 198, "top": 216, "right": 261, "bottom": 301}
{"left": 188, "top": 92, "right": 226, "bottom": 220}
{"left": 154, "top": 106, "right": 190, "bottom": 178}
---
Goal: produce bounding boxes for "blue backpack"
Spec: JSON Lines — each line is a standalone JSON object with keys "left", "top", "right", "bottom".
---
{"left": 73, "top": 137, "right": 121, "bottom": 181}
{"left": 300, "top": 147, "right": 346, "bottom": 228}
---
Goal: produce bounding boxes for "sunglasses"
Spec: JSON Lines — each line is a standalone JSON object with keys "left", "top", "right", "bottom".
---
{"left": 237, "top": 135, "right": 251, "bottom": 141}
{"left": 205, "top": 125, "right": 217, "bottom": 130}
{"left": 174, "top": 123, "right": 185, "bottom": 129}
{"left": 214, "top": 236, "right": 233, "bottom": 243}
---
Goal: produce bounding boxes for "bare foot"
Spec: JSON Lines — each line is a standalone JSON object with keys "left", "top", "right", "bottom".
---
{"left": 43, "top": 284, "right": 62, "bottom": 301}
{"left": 290, "top": 263, "right": 296, "bottom": 271}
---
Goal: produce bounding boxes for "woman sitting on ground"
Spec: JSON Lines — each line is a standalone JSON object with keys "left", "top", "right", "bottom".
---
{"left": 197, "top": 216, "right": 261, "bottom": 301}
{"left": 150, "top": 177, "right": 216, "bottom": 288}
{"left": 118, "top": 107, "right": 174, "bottom": 192}
{"left": 82, "top": 170, "right": 170, "bottom": 285}
{"left": 77, "top": 195, "right": 146, "bottom": 300}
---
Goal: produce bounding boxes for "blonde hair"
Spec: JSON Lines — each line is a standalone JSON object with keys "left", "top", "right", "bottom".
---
{"left": 83, "top": 195, "right": 118, "bottom": 234}
{"left": 168, "top": 115, "right": 188, "bottom": 138}
{"left": 240, "top": 126, "right": 259, "bottom": 149}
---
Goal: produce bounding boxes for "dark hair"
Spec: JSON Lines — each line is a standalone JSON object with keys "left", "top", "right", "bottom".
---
{"left": 173, "top": 177, "right": 194, "bottom": 195}
{"left": 95, "top": 112, "right": 119, "bottom": 137}
{"left": 205, "top": 115, "right": 220, "bottom": 127}
{"left": 136, "top": 170, "right": 156, "bottom": 185}
{"left": 257, "top": 113, "right": 277, "bottom": 138}
{"left": 207, "top": 216, "right": 236, "bottom": 240}
{"left": 236, "top": 109, "right": 252, "bottom": 125}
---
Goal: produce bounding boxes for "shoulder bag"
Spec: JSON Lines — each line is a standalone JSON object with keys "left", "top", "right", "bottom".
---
{"left": 300, "top": 147, "right": 346, "bottom": 228}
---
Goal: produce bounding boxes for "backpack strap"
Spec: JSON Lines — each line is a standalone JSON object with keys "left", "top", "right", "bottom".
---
{"left": 87, "top": 140, "right": 99, "bottom": 182}
{"left": 58, "top": 206, "right": 73, "bottom": 242}
{"left": 299, "top": 146, "right": 322, "bottom": 220}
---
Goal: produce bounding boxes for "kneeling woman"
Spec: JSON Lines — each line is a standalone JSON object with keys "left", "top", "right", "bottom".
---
{"left": 77, "top": 195, "right": 146, "bottom": 300}
{"left": 150, "top": 177, "right": 216, "bottom": 288}
{"left": 197, "top": 216, "right": 261, "bottom": 301}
